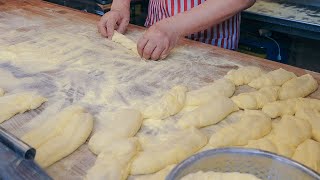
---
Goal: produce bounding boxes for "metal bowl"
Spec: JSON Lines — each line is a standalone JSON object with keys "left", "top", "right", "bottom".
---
{"left": 166, "top": 148, "right": 320, "bottom": 180}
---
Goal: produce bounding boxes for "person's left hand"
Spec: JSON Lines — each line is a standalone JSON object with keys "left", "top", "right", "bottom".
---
{"left": 137, "top": 20, "right": 181, "bottom": 60}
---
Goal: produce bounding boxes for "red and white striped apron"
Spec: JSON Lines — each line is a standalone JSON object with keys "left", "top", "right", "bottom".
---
{"left": 145, "top": 0, "right": 241, "bottom": 50}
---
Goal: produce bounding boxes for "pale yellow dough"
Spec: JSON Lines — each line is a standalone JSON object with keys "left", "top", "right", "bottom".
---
{"left": 22, "top": 105, "right": 93, "bottom": 168}
{"left": 112, "top": 31, "right": 139, "bottom": 55}
{"left": 279, "top": 74, "right": 318, "bottom": 100}
{"left": 232, "top": 86, "right": 280, "bottom": 109}
{"left": 185, "top": 78, "right": 235, "bottom": 106}
{"left": 86, "top": 138, "right": 140, "bottom": 180}
{"left": 0, "top": 92, "right": 47, "bottom": 123}
{"left": 143, "top": 85, "right": 187, "bottom": 119}
{"left": 88, "top": 109, "right": 143, "bottom": 155}
{"left": 181, "top": 171, "right": 262, "bottom": 180}
{"left": 209, "top": 110, "right": 271, "bottom": 148}
{"left": 292, "top": 139, "right": 320, "bottom": 173}
{"left": 0, "top": 88, "right": 4, "bottom": 96}
{"left": 248, "top": 68, "right": 296, "bottom": 89}
{"left": 178, "top": 96, "right": 239, "bottom": 128}
{"left": 135, "top": 164, "right": 176, "bottom": 180}
{"left": 296, "top": 108, "right": 320, "bottom": 142}
{"left": 130, "top": 128, "right": 207, "bottom": 175}
{"left": 225, "top": 66, "right": 264, "bottom": 86}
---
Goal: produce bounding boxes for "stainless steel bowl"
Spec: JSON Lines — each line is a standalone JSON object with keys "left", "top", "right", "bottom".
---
{"left": 166, "top": 148, "right": 320, "bottom": 180}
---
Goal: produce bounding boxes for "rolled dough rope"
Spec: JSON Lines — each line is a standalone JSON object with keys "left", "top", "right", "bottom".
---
{"left": 22, "top": 105, "right": 93, "bottom": 168}
{"left": 279, "top": 74, "right": 318, "bottom": 100}
{"left": 231, "top": 86, "right": 280, "bottom": 110}
{"left": 0, "top": 88, "right": 4, "bottom": 96}
{"left": 143, "top": 85, "right": 188, "bottom": 120}
{"left": 178, "top": 96, "right": 239, "bottom": 129}
{"left": 135, "top": 164, "right": 176, "bottom": 180}
{"left": 112, "top": 31, "right": 139, "bottom": 56}
{"left": 0, "top": 92, "right": 47, "bottom": 123}
{"left": 185, "top": 78, "right": 235, "bottom": 106}
{"left": 292, "top": 139, "right": 320, "bottom": 173}
{"left": 248, "top": 68, "right": 297, "bottom": 89}
{"left": 181, "top": 171, "right": 262, "bottom": 180}
{"left": 224, "top": 66, "right": 265, "bottom": 86}
{"left": 86, "top": 138, "right": 140, "bottom": 180}
{"left": 209, "top": 110, "right": 271, "bottom": 148}
{"left": 130, "top": 128, "right": 207, "bottom": 175}
{"left": 295, "top": 108, "right": 320, "bottom": 142}
{"left": 88, "top": 109, "right": 143, "bottom": 155}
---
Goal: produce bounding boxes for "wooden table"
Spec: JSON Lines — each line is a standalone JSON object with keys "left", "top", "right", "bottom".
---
{"left": 0, "top": 0, "right": 319, "bottom": 179}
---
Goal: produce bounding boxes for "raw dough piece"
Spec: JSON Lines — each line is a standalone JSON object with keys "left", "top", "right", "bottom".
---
{"left": 112, "top": 31, "right": 139, "bottom": 55}
{"left": 292, "top": 139, "right": 320, "bottom": 173}
{"left": 296, "top": 108, "right": 320, "bottom": 142}
{"left": 178, "top": 96, "right": 239, "bottom": 128}
{"left": 185, "top": 78, "right": 235, "bottom": 106}
{"left": 88, "top": 109, "right": 143, "bottom": 155}
{"left": 232, "top": 86, "right": 280, "bottom": 109}
{"left": 209, "top": 110, "right": 271, "bottom": 147}
{"left": 0, "top": 92, "right": 47, "bottom": 123}
{"left": 130, "top": 128, "right": 207, "bottom": 175}
{"left": 225, "top": 66, "right": 264, "bottom": 86}
{"left": 143, "top": 85, "right": 187, "bottom": 119}
{"left": 262, "top": 98, "right": 299, "bottom": 118}
{"left": 181, "top": 171, "right": 262, "bottom": 180}
{"left": 86, "top": 138, "right": 140, "bottom": 180}
{"left": 0, "top": 88, "right": 4, "bottom": 96}
{"left": 248, "top": 68, "right": 296, "bottom": 89}
{"left": 279, "top": 74, "right": 318, "bottom": 100}
{"left": 135, "top": 164, "right": 176, "bottom": 180}
{"left": 22, "top": 105, "right": 93, "bottom": 167}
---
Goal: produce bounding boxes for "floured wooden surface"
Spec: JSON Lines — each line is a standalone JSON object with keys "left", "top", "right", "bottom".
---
{"left": 0, "top": 1, "right": 320, "bottom": 180}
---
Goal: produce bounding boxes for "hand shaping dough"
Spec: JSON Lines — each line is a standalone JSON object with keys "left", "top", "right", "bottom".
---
{"left": 0, "top": 92, "right": 47, "bottom": 123}
{"left": 135, "top": 164, "right": 176, "bottom": 180}
{"left": 130, "top": 128, "right": 207, "bottom": 175}
{"left": 225, "top": 66, "right": 264, "bottom": 86}
{"left": 279, "top": 74, "right": 318, "bottom": 100}
{"left": 86, "top": 138, "right": 140, "bottom": 180}
{"left": 295, "top": 108, "right": 320, "bottom": 142}
{"left": 185, "top": 78, "right": 235, "bottom": 106}
{"left": 248, "top": 68, "right": 296, "bottom": 89}
{"left": 209, "top": 110, "right": 271, "bottom": 147}
{"left": 178, "top": 96, "right": 239, "bottom": 128}
{"left": 292, "top": 139, "right": 320, "bottom": 173}
{"left": 181, "top": 171, "right": 262, "bottom": 180}
{"left": 246, "top": 115, "right": 311, "bottom": 157}
{"left": 232, "top": 86, "right": 280, "bottom": 109}
{"left": 88, "top": 109, "right": 143, "bottom": 155}
{"left": 112, "top": 31, "right": 139, "bottom": 55}
{"left": 22, "top": 105, "right": 93, "bottom": 168}
{"left": 143, "top": 85, "right": 187, "bottom": 119}
{"left": 0, "top": 88, "right": 4, "bottom": 96}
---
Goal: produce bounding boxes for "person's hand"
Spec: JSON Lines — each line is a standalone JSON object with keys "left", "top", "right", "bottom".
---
{"left": 137, "top": 20, "right": 181, "bottom": 60}
{"left": 97, "top": 2, "right": 130, "bottom": 39}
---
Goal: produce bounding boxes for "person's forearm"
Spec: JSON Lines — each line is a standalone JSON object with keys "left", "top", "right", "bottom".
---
{"left": 111, "top": 0, "right": 131, "bottom": 10}
{"left": 161, "top": 0, "right": 255, "bottom": 37}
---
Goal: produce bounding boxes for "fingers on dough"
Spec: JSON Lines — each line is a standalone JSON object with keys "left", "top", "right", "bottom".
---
{"left": 185, "top": 78, "right": 235, "bottom": 106}
{"left": 88, "top": 109, "right": 143, "bottom": 155}
{"left": 112, "top": 31, "right": 139, "bottom": 56}
{"left": 209, "top": 110, "right": 271, "bottom": 148}
{"left": 279, "top": 74, "right": 318, "bottom": 100}
{"left": 292, "top": 139, "right": 320, "bottom": 173}
{"left": 130, "top": 128, "right": 207, "bottom": 175}
{"left": 0, "top": 92, "right": 47, "bottom": 123}
{"left": 232, "top": 86, "right": 280, "bottom": 109}
{"left": 22, "top": 105, "right": 93, "bottom": 168}
{"left": 178, "top": 96, "right": 239, "bottom": 129}
{"left": 86, "top": 138, "right": 140, "bottom": 180}
{"left": 224, "top": 66, "right": 264, "bottom": 86}
{"left": 248, "top": 68, "right": 297, "bottom": 89}
{"left": 143, "top": 85, "right": 187, "bottom": 120}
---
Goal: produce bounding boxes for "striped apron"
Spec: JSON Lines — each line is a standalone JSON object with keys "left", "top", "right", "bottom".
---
{"left": 145, "top": 0, "right": 241, "bottom": 50}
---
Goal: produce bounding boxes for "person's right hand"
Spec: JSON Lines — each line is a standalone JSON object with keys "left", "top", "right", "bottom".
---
{"left": 97, "top": 2, "right": 130, "bottom": 39}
